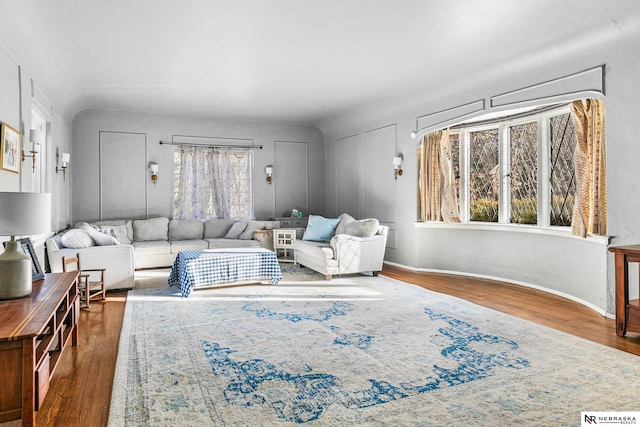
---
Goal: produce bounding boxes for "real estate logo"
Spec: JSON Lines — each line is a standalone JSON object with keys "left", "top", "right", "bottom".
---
{"left": 582, "top": 412, "right": 639, "bottom": 426}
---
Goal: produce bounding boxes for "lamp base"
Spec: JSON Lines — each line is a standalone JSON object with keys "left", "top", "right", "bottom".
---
{"left": 0, "top": 241, "right": 32, "bottom": 300}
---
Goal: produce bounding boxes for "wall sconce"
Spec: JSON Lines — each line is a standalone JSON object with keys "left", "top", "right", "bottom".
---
{"left": 265, "top": 165, "right": 273, "bottom": 184}
{"left": 393, "top": 155, "right": 403, "bottom": 180}
{"left": 149, "top": 162, "right": 159, "bottom": 184}
{"left": 56, "top": 151, "right": 70, "bottom": 180}
{"left": 21, "top": 129, "right": 41, "bottom": 173}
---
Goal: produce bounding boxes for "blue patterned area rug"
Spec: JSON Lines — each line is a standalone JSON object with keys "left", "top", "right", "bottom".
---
{"left": 108, "top": 268, "right": 640, "bottom": 426}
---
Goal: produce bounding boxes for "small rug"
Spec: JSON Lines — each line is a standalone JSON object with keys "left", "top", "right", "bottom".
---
{"left": 109, "top": 267, "right": 640, "bottom": 426}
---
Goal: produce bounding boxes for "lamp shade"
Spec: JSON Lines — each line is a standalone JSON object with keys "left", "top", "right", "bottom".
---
{"left": 0, "top": 192, "right": 51, "bottom": 236}
{"left": 29, "top": 129, "right": 41, "bottom": 144}
{"left": 392, "top": 156, "right": 403, "bottom": 167}
{"left": 60, "top": 152, "right": 70, "bottom": 164}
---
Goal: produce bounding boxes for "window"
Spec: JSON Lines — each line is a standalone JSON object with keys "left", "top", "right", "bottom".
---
{"left": 450, "top": 105, "right": 576, "bottom": 227}
{"left": 173, "top": 146, "right": 253, "bottom": 220}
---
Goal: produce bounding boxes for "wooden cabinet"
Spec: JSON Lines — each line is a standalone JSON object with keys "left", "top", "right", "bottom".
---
{"left": 274, "top": 216, "right": 308, "bottom": 229}
{"left": 609, "top": 245, "right": 640, "bottom": 337}
{"left": 0, "top": 272, "right": 79, "bottom": 426}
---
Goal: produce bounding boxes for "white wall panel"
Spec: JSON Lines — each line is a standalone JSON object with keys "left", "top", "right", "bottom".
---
{"left": 275, "top": 140, "right": 308, "bottom": 217}
{"left": 99, "top": 131, "right": 147, "bottom": 220}
{"left": 364, "top": 124, "right": 397, "bottom": 223}
{"left": 0, "top": 44, "right": 20, "bottom": 191}
{"left": 335, "top": 134, "right": 360, "bottom": 218}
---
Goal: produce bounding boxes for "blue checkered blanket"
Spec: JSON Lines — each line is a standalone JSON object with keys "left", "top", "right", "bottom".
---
{"left": 168, "top": 248, "right": 282, "bottom": 298}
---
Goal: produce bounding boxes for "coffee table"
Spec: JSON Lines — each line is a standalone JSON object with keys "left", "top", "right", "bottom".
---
{"left": 168, "top": 247, "right": 282, "bottom": 298}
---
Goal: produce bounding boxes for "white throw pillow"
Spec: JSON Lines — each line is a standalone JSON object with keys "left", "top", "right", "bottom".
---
{"left": 77, "top": 222, "right": 120, "bottom": 246}
{"left": 344, "top": 218, "right": 380, "bottom": 238}
{"left": 61, "top": 229, "right": 94, "bottom": 249}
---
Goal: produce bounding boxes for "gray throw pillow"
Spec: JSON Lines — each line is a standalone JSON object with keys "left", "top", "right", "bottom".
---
{"left": 169, "top": 219, "right": 204, "bottom": 240}
{"left": 133, "top": 217, "right": 170, "bottom": 241}
{"left": 335, "top": 213, "right": 356, "bottom": 236}
{"left": 224, "top": 222, "right": 248, "bottom": 239}
{"left": 344, "top": 218, "right": 380, "bottom": 238}
{"left": 238, "top": 220, "right": 267, "bottom": 240}
{"left": 101, "top": 224, "right": 131, "bottom": 244}
{"left": 204, "top": 219, "right": 234, "bottom": 238}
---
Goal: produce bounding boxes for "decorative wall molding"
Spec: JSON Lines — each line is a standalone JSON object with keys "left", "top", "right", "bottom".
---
{"left": 364, "top": 124, "right": 397, "bottom": 224}
{"left": 30, "top": 79, "right": 53, "bottom": 119}
{"left": 415, "top": 99, "right": 485, "bottom": 139}
{"left": 490, "top": 65, "right": 605, "bottom": 109}
{"left": 412, "top": 65, "right": 606, "bottom": 140}
{"left": 274, "top": 140, "right": 309, "bottom": 217}
{"left": 334, "top": 134, "right": 361, "bottom": 217}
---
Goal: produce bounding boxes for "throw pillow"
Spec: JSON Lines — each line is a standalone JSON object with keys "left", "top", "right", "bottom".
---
{"left": 101, "top": 224, "right": 131, "bottom": 244}
{"left": 239, "top": 220, "right": 266, "bottom": 240}
{"left": 302, "top": 215, "right": 340, "bottom": 242}
{"left": 61, "top": 229, "right": 94, "bottom": 249}
{"left": 92, "top": 219, "right": 133, "bottom": 243}
{"left": 344, "top": 218, "right": 380, "bottom": 238}
{"left": 334, "top": 213, "right": 356, "bottom": 235}
{"left": 169, "top": 219, "right": 204, "bottom": 240}
{"left": 224, "top": 222, "right": 248, "bottom": 239}
{"left": 77, "top": 222, "right": 120, "bottom": 246}
{"left": 204, "top": 219, "right": 234, "bottom": 238}
{"left": 133, "top": 217, "right": 169, "bottom": 242}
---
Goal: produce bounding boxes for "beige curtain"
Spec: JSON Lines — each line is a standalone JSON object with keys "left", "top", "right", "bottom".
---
{"left": 570, "top": 99, "right": 607, "bottom": 237}
{"left": 418, "top": 130, "right": 461, "bottom": 222}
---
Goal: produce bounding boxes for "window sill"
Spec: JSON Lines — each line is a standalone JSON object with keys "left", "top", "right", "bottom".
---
{"left": 413, "top": 221, "right": 610, "bottom": 245}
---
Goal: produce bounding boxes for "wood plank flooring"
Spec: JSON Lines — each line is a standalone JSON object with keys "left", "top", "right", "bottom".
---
{"left": 29, "top": 266, "right": 640, "bottom": 426}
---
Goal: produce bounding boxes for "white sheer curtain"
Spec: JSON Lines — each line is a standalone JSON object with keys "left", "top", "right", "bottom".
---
{"left": 173, "top": 145, "right": 253, "bottom": 220}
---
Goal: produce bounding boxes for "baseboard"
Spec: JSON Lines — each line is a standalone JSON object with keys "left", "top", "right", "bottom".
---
{"left": 383, "top": 261, "right": 612, "bottom": 319}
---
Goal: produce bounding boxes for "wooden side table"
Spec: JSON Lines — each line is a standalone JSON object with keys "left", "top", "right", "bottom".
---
{"left": 273, "top": 228, "right": 297, "bottom": 263}
{"left": 608, "top": 245, "right": 640, "bottom": 337}
{"left": 0, "top": 272, "right": 80, "bottom": 426}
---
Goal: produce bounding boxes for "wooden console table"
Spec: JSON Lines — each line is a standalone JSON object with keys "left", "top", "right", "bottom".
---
{"left": 0, "top": 272, "right": 79, "bottom": 426}
{"left": 609, "top": 245, "right": 640, "bottom": 337}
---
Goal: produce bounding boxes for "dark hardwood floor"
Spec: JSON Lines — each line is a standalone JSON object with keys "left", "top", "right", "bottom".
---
{"left": 29, "top": 265, "right": 640, "bottom": 426}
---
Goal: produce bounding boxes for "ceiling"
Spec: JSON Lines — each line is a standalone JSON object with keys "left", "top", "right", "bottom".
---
{"left": 0, "top": 1, "right": 638, "bottom": 125}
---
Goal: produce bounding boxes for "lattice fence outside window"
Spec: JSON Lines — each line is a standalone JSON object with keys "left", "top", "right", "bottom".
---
{"left": 509, "top": 122, "right": 538, "bottom": 224}
{"left": 549, "top": 113, "right": 576, "bottom": 226}
{"left": 469, "top": 129, "right": 499, "bottom": 222}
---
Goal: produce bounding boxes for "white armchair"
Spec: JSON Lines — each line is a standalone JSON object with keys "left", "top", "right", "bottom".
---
{"left": 293, "top": 214, "right": 388, "bottom": 280}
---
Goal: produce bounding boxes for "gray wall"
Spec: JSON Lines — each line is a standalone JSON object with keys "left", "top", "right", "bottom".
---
{"left": 70, "top": 109, "right": 325, "bottom": 222}
{"left": 317, "top": 16, "right": 640, "bottom": 315}
{"left": 0, "top": 43, "right": 72, "bottom": 267}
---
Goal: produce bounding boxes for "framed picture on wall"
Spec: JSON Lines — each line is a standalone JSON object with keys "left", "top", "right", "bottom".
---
{"left": 1, "top": 122, "right": 20, "bottom": 173}
{"left": 2, "top": 238, "right": 45, "bottom": 281}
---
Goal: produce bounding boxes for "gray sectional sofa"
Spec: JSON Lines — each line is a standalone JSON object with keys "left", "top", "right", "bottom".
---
{"left": 46, "top": 216, "right": 280, "bottom": 291}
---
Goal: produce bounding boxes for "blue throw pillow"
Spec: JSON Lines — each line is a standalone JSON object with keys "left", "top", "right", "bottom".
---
{"left": 302, "top": 215, "right": 340, "bottom": 242}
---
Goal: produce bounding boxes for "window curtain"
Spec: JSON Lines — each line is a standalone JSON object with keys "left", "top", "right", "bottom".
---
{"left": 418, "top": 130, "right": 461, "bottom": 222}
{"left": 174, "top": 146, "right": 252, "bottom": 220}
{"left": 570, "top": 99, "right": 607, "bottom": 237}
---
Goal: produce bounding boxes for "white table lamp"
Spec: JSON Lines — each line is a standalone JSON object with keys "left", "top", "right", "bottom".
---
{"left": 0, "top": 192, "right": 51, "bottom": 299}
